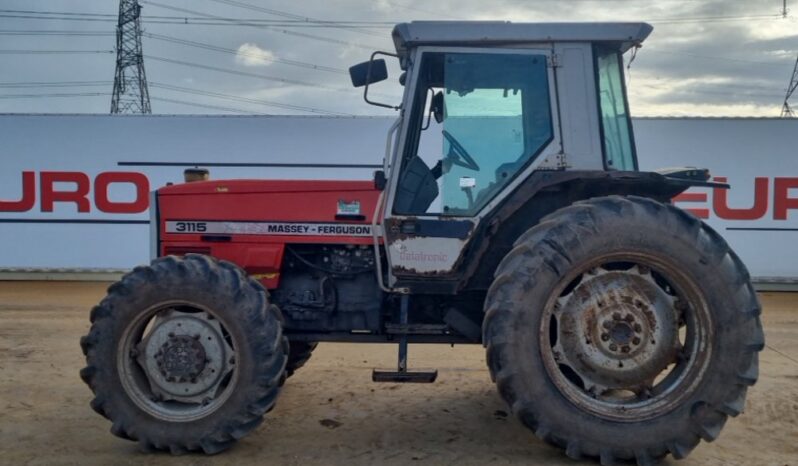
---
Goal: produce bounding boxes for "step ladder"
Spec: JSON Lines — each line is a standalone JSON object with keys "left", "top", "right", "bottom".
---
{"left": 372, "top": 294, "right": 438, "bottom": 383}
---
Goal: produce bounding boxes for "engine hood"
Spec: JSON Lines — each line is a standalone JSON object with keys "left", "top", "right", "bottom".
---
{"left": 156, "top": 178, "right": 381, "bottom": 246}
{"left": 158, "top": 179, "right": 377, "bottom": 196}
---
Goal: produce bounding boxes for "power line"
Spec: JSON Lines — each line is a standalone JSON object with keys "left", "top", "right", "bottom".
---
{"left": 0, "top": 92, "right": 111, "bottom": 99}
{"left": 385, "top": 1, "right": 469, "bottom": 20}
{"left": 0, "top": 13, "right": 393, "bottom": 28}
{"left": 149, "top": 82, "right": 354, "bottom": 116}
{"left": 644, "top": 49, "right": 792, "bottom": 67}
{"left": 143, "top": 32, "right": 345, "bottom": 74}
{"left": 0, "top": 81, "right": 112, "bottom": 88}
{"left": 0, "top": 9, "right": 116, "bottom": 17}
{"left": 150, "top": 96, "right": 266, "bottom": 114}
{"left": 0, "top": 49, "right": 114, "bottom": 54}
{"left": 0, "top": 14, "right": 116, "bottom": 23}
{"left": 139, "top": 1, "right": 377, "bottom": 49}
{"left": 0, "top": 87, "right": 345, "bottom": 115}
{"left": 385, "top": 1, "right": 784, "bottom": 24}
{"left": 646, "top": 13, "right": 783, "bottom": 24}
{"left": 204, "top": 0, "right": 387, "bottom": 37}
{"left": 0, "top": 6, "right": 785, "bottom": 26}
{"left": 0, "top": 8, "right": 394, "bottom": 26}
{"left": 142, "top": 19, "right": 392, "bottom": 28}
{"left": 0, "top": 30, "right": 114, "bottom": 36}
{"left": 146, "top": 55, "right": 397, "bottom": 98}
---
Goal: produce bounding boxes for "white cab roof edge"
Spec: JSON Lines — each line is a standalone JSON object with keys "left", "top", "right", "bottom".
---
{"left": 392, "top": 21, "right": 653, "bottom": 58}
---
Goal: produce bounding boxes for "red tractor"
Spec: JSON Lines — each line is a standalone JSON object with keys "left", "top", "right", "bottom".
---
{"left": 81, "top": 21, "right": 763, "bottom": 464}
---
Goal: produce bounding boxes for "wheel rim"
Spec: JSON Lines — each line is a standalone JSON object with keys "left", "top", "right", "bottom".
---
{"left": 117, "top": 301, "right": 238, "bottom": 422}
{"left": 539, "top": 253, "right": 713, "bottom": 421}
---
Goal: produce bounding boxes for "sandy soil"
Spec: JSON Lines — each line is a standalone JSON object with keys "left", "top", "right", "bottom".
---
{"left": 0, "top": 281, "right": 796, "bottom": 466}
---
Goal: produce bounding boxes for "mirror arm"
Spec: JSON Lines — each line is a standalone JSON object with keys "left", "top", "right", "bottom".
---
{"left": 364, "top": 51, "right": 401, "bottom": 110}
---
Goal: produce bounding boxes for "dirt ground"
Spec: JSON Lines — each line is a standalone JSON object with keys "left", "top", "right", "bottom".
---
{"left": 0, "top": 282, "right": 796, "bottom": 466}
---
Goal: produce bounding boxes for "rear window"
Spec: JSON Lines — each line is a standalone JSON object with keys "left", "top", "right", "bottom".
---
{"left": 595, "top": 48, "right": 637, "bottom": 171}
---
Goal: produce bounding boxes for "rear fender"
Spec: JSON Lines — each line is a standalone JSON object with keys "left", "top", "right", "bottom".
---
{"left": 458, "top": 169, "right": 724, "bottom": 291}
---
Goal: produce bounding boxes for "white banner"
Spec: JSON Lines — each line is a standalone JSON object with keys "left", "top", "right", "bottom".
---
{"left": 0, "top": 115, "right": 796, "bottom": 282}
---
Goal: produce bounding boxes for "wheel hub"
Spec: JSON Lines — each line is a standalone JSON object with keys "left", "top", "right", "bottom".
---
{"left": 155, "top": 334, "right": 207, "bottom": 381}
{"left": 136, "top": 310, "right": 235, "bottom": 403}
{"left": 555, "top": 266, "right": 680, "bottom": 392}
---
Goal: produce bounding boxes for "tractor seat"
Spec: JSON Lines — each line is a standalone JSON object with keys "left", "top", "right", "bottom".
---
{"left": 394, "top": 156, "right": 440, "bottom": 215}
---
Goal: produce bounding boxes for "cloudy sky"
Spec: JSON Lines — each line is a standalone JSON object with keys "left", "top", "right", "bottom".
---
{"left": 0, "top": 0, "right": 796, "bottom": 117}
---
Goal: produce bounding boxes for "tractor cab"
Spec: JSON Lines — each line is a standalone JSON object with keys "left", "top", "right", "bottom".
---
{"left": 350, "top": 22, "right": 655, "bottom": 291}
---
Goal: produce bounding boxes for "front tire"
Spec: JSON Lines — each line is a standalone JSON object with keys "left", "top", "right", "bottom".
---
{"left": 286, "top": 341, "right": 318, "bottom": 378}
{"left": 80, "top": 254, "right": 287, "bottom": 454}
{"left": 483, "top": 196, "right": 763, "bottom": 464}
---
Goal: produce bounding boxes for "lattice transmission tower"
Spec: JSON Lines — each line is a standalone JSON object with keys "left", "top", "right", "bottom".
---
{"left": 110, "top": 0, "right": 151, "bottom": 114}
{"left": 781, "top": 54, "right": 798, "bottom": 118}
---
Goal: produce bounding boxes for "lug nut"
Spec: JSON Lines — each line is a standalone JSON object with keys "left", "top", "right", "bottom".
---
{"left": 634, "top": 323, "right": 642, "bottom": 333}
{"left": 601, "top": 333, "right": 610, "bottom": 341}
{"left": 621, "top": 345, "right": 630, "bottom": 353}
{"left": 625, "top": 314, "right": 634, "bottom": 323}
{"left": 168, "top": 332, "right": 175, "bottom": 338}
{"left": 632, "top": 337, "right": 641, "bottom": 345}
{"left": 613, "top": 312, "right": 621, "bottom": 321}
{"left": 602, "top": 321, "right": 611, "bottom": 329}
{"left": 190, "top": 378, "right": 197, "bottom": 384}
{"left": 609, "top": 343, "right": 618, "bottom": 351}
{"left": 166, "top": 376, "right": 175, "bottom": 382}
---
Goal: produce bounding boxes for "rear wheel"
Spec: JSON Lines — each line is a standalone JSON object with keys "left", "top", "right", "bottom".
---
{"left": 80, "top": 254, "right": 287, "bottom": 454}
{"left": 483, "top": 196, "right": 763, "bottom": 464}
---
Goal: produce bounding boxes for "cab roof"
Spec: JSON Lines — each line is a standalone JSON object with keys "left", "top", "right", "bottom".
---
{"left": 392, "top": 21, "right": 653, "bottom": 58}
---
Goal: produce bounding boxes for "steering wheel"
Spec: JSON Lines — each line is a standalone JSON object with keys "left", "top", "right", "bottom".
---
{"left": 442, "top": 130, "right": 480, "bottom": 171}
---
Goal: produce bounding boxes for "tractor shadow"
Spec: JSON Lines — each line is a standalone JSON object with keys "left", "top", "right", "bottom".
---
{"left": 243, "top": 366, "right": 667, "bottom": 466}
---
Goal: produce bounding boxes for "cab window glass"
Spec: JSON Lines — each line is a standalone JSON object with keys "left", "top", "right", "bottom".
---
{"left": 595, "top": 49, "right": 637, "bottom": 170}
{"left": 396, "top": 52, "right": 553, "bottom": 216}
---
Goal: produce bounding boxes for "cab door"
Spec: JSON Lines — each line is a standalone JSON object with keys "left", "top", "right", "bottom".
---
{"left": 382, "top": 46, "right": 562, "bottom": 285}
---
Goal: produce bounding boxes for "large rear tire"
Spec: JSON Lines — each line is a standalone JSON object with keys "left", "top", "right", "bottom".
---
{"left": 483, "top": 195, "right": 763, "bottom": 465}
{"left": 80, "top": 254, "right": 287, "bottom": 454}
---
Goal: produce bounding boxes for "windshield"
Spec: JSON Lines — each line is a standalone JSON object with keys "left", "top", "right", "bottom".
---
{"left": 395, "top": 51, "right": 554, "bottom": 216}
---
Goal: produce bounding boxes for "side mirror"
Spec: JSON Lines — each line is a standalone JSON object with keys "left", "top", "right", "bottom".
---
{"left": 431, "top": 91, "right": 444, "bottom": 124}
{"left": 349, "top": 59, "right": 388, "bottom": 87}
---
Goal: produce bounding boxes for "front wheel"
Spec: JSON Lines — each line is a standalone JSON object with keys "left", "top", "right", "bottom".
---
{"left": 80, "top": 254, "right": 287, "bottom": 454}
{"left": 483, "top": 196, "right": 763, "bottom": 464}
{"left": 285, "top": 341, "right": 318, "bottom": 379}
